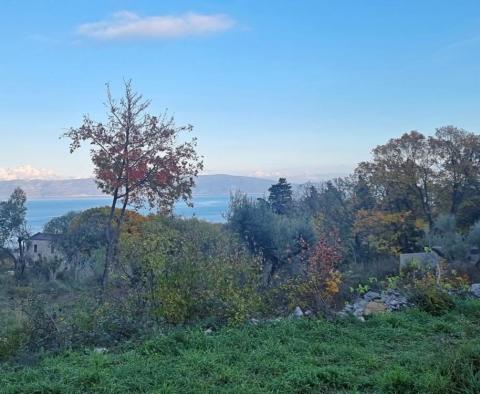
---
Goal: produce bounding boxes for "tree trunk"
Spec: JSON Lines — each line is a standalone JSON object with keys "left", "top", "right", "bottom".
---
{"left": 102, "top": 192, "right": 119, "bottom": 288}
{"left": 450, "top": 182, "right": 462, "bottom": 215}
{"left": 15, "top": 237, "right": 26, "bottom": 278}
{"left": 102, "top": 191, "right": 129, "bottom": 288}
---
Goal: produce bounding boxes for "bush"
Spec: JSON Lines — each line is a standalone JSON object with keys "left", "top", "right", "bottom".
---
{"left": 424, "top": 214, "right": 468, "bottom": 262}
{"left": 410, "top": 286, "right": 455, "bottom": 316}
{"left": 279, "top": 238, "right": 343, "bottom": 314}
{"left": 1, "top": 216, "right": 265, "bottom": 361}
{"left": 120, "top": 216, "right": 262, "bottom": 326}
{"left": 0, "top": 327, "right": 25, "bottom": 361}
{"left": 11, "top": 293, "right": 151, "bottom": 360}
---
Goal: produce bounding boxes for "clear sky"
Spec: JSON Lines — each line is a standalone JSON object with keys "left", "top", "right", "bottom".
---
{"left": 1, "top": 0, "right": 480, "bottom": 181}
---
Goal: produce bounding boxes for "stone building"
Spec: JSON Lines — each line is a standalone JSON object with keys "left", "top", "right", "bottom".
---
{"left": 26, "top": 232, "right": 63, "bottom": 263}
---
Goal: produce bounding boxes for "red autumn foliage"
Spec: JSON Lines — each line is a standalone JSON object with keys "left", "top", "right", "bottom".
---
{"left": 63, "top": 81, "right": 203, "bottom": 286}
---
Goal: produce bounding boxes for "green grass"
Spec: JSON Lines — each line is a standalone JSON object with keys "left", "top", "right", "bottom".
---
{"left": 1, "top": 301, "right": 480, "bottom": 393}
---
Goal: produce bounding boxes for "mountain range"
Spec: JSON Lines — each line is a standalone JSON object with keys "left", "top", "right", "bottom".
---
{"left": 0, "top": 175, "right": 278, "bottom": 199}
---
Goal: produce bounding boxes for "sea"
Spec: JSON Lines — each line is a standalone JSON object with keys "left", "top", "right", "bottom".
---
{"left": 26, "top": 195, "right": 238, "bottom": 233}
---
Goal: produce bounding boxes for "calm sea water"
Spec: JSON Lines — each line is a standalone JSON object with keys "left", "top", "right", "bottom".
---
{"left": 26, "top": 195, "right": 234, "bottom": 233}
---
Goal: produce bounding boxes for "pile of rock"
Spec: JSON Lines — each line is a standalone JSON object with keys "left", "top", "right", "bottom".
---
{"left": 338, "top": 290, "right": 409, "bottom": 321}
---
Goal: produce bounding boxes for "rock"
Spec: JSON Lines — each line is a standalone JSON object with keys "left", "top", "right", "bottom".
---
{"left": 94, "top": 347, "right": 108, "bottom": 354}
{"left": 353, "top": 311, "right": 364, "bottom": 319}
{"left": 204, "top": 328, "right": 213, "bottom": 335}
{"left": 363, "top": 291, "right": 381, "bottom": 301}
{"left": 358, "top": 298, "right": 368, "bottom": 306}
{"left": 304, "top": 309, "right": 313, "bottom": 316}
{"left": 293, "top": 306, "right": 304, "bottom": 318}
{"left": 337, "top": 302, "right": 356, "bottom": 319}
{"left": 353, "top": 299, "right": 367, "bottom": 309}
{"left": 470, "top": 284, "right": 480, "bottom": 298}
{"left": 352, "top": 304, "right": 364, "bottom": 315}
{"left": 348, "top": 298, "right": 366, "bottom": 317}
{"left": 380, "top": 291, "right": 408, "bottom": 311}
{"left": 363, "top": 301, "right": 387, "bottom": 316}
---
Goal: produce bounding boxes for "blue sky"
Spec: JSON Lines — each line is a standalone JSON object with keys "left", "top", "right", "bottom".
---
{"left": 1, "top": 0, "right": 480, "bottom": 181}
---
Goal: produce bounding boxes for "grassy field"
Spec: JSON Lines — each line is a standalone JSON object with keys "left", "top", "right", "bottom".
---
{"left": 1, "top": 300, "right": 480, "bottom": 394}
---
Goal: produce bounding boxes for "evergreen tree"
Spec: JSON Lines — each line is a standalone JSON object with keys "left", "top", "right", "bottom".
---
{"left": 268, "top": 178, "right": 293, "bottom": 215}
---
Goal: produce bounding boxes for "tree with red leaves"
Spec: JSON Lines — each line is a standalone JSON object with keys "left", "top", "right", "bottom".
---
{"left": 64, "top": 81, "right": 203, "bottom": 287}
{"left": 304, "top": 237, "right": 342, "bottom": 312}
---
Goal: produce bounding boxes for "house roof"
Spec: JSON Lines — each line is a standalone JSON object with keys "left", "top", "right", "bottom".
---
{"left": 29, "top": 232, "right": 61, "bottom": 242}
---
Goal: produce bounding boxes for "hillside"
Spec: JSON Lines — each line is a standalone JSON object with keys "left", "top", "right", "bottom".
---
{"left": 0, "top": 175, "right": 276, "bottom": 199}
{"left": 1, "top": 302, "right": 480, "bottom": 393}
{"left": 0, "top": 178, "right": 100, "bottom": 199}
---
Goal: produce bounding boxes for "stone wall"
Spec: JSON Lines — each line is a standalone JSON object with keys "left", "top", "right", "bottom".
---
{"left": 26, "top": 240, "right": 63, "bottom": 263}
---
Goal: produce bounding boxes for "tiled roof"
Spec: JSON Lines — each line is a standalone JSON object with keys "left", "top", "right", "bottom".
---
{"left": 29, "top": 232, "right": 61, "bottom": 241}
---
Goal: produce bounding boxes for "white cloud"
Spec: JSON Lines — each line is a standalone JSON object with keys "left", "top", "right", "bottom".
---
{"left": 77, "top": 11, "right": 235, "bottom": 40}
{"left": 251, "top": 170, "right": 283, "bottom": 179}
{"left": 0, "top": 165, "right": 60, "bottom": 181}
{"left": 248, "top": 169, "right": 351, "bottom": 183}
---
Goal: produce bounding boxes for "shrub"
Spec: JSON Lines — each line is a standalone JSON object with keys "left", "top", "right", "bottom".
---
{"left": 4, "top": 288, "right": 151, "bottom": 361}
{"left": 21, "top": 298, "right": 63, "bottom": 352}
{"left": 424, "top": 214, "right": 468, "bottom": 262}
{"left": 0, "top": 327, "right": 25, "bottom": 361}
{"left": 152, "top": 248, "right": 261, "bottom": 326}
{"left": 120, "top": 217, "right": 262, "bottom": 326}
{"left": 296, "top": 238, "right": 342, "bottom": 313}
{"left": 270, "top": 238, "right": 343, "bottom": 315}
{"left": 410, "top": 286, "right": 454, "bottom": 316}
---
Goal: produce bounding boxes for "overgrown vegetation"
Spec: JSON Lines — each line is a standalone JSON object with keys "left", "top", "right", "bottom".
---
{"left": 1, "top": 83, "right": 480, "bottom": 392}
{"left": 1, "top": 301, "right": 479, "bottom": 393}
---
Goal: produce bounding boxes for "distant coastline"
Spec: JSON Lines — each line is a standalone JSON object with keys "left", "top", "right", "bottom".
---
{"left": 0, "top": 174, "right": 276, "bottom": 200}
